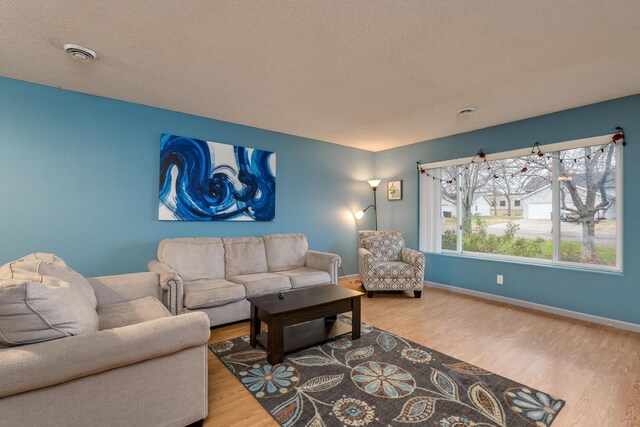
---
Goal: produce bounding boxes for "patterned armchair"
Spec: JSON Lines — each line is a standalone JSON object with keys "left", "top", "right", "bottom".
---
{"left": 358, "top": 230, "right": 425, "bottom": 298}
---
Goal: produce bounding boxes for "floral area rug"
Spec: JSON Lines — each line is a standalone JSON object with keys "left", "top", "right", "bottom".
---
{"left": 209, "top": 316, "right": 564, "bottom": 426}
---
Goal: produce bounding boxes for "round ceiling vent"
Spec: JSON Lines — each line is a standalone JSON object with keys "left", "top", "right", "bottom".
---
{"left": 63, "top": 44, "right": 97, "bottom": 62}
{"left": 456, "top": 106, "right": 476, "bottom": 116}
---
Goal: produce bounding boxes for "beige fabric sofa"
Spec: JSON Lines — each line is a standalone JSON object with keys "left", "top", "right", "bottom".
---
{"left": 148, "top": 233, "right": 341, "bottom": 326}
{"left": 0, "top": 259, "right": 210, "bottom": 427}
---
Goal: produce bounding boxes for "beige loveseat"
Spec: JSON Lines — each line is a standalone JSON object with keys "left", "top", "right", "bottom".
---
{"left": 148, "top": 233, "right": 341, "bottom": 326}
{"left": 0, "top": 254, "right": 210, "bottom": 427}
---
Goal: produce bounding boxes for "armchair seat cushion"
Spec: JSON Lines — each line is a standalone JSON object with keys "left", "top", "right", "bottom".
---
{"left": 97, "top": 296, "right": 171, "bottom": 330}
{"left": 183, "top": 279, "right": 246, "bottom": 309}
{"left": 275, "top": 267, "right": 331, "bottom": 289}
{"left": 373, "top": 261, "right": 416, "bottom": 278}
{"left": 229, "top": 273, "right": 291, "bottom": 297}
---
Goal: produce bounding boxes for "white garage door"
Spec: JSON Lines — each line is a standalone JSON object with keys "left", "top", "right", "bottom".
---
{"left": 527, "top": 203, "right": 552, "bottom": 219}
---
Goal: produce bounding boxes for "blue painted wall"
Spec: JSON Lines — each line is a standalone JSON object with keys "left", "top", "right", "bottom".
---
{"left": 0, "top": 77, "right": 375, "bottom": 277}
{"left": 375, "top": 95, "right": 640, "bottom": 324}
{"left": 2, "top": 76, "right": 637, "bottom": 324}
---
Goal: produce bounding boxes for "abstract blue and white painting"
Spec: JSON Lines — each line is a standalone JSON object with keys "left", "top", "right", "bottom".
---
{"left": 159, "top": 134, "right": 275, "bottom": 221}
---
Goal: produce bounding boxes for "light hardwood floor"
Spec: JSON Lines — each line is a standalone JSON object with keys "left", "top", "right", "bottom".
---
{"left": 205, "top": 279, "right": 640, "bottom": 426}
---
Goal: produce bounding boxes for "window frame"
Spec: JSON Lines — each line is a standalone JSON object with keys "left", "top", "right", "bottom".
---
{"left": 419, "top": 134, "right": 623, "bottom": 272}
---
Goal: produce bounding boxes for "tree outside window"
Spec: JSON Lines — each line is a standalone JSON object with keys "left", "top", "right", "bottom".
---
{"left": 424, "top": 135, "right": 620, "bottom": 270}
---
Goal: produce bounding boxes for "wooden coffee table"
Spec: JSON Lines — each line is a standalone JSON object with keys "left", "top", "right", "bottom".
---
{"left": 248, "top": 285, "right": 363, "bottom": 365}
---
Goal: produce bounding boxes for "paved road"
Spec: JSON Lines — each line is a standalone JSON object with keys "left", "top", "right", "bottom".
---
{"left": 486, "top": 219, "right": 615, "bottom": 244}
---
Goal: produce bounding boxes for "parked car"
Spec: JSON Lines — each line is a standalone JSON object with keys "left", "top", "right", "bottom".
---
{"left": 560, "top": 212, "right": 580, "bottom": 222}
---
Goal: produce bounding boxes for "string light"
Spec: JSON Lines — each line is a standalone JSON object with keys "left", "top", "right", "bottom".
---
{"left": 416, "top": 128, "right": 626, "bottom": 182}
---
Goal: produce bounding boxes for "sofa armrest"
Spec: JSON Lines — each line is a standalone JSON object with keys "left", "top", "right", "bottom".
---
{"left": 148, "top": 260, "right": 184, "bottom": 315}
{"left": 305, "top": 250, "right": 341, "bottom": 284}
{"left": 89, "top": 272, "right": 162, "bottom": 307}
{"left": 401, "top": 248, "right": 425, "bottom": 276}
{"left": 358, "top": 247, "right": 377, "bottom": 287}
{"left": 0, "top": 312, "right": 210, "bottom": 399}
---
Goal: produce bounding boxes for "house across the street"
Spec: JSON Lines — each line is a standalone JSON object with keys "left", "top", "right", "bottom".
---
{"left": 442, "top": 194, "right": 492, "bottom": 217}
{"left": 520, "top": 184, "right": 616, "bottom": 220}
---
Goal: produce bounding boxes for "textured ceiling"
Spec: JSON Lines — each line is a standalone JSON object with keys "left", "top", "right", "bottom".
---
{"left": 1, "top": 1, "right": 639, "bottom": 152}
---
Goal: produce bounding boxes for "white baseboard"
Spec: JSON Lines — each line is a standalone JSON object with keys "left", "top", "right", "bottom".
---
{"left": 426, "top": 281, "right": 640, "bottom": 334}
{"left": 339, "top": 274, "right": 360, "bottom": 280}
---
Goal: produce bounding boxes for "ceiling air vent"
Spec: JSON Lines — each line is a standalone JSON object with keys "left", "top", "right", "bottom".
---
{"left": 456, "top": 107, "right": 476, "bottom": 116}
{"left": 63, "top": 44, "right": 97, "bottom": 62}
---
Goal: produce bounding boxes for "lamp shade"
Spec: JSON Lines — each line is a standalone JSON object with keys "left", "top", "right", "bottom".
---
{"left": 354, "top": 210, "right": 365, "bottom": 220}
{"left": 367, "top": 179, "right": 381, "bottom": 189}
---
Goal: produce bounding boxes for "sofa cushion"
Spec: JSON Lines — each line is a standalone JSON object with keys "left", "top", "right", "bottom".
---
{"left": 263, "top": 233, "right": 308, "bottom": 272}
{"left": 223, "top": 237, "right": 268, "bottom": 276}
{"left": 183, "top": 279, "right": 246, "bottom": 309}
{"left": 158, "top": 238, "right": 226, "bottom": 281}
{"left": 362, "top": 232, "right": 405, "bottom": 262}
{"left": 373, "top": 261, "right": 415, "bottom": 278}
{"left": 275, "top": 267, "right": 331, "bottom": 289}
{"left": 0, "top": 253, "right": 97, "bottom": 309}
{"left": 229, "top": 273, "right": 291, "bottom": 297}
{"left": 0, "top": 263, "right": 99, "bottom": 346}
{"left": 97, "top": 296, "right": 171, "bottom": 330}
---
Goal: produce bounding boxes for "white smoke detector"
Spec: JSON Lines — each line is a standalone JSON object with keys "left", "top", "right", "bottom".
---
{"left": 63, "top": 44, "right": 97, "bottom": 62}
{"left": 456, "top": 106, "right": 476, "bottom": 116}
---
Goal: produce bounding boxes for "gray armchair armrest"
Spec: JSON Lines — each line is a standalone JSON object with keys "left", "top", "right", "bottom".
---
{"left": 306, "top": 250, "right": 341, "bottom": 284}
{"left": 148, "top": 260, "right": 183, "bottom": 315}
{"left": 401, "top": 247, "right": 425, "bottom": 277}
{"left": 89, "top": 272, "right": 162, "bottom": 307}
{"left": 0, "top": 312, "right": 210, "bottom": 399}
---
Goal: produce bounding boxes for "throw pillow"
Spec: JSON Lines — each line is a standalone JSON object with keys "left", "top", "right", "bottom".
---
{"left": 0, "top": 256, "right": 99, "bottom": 347}
{"left": 0, "top": 253, "right": 97, "bottom": 309}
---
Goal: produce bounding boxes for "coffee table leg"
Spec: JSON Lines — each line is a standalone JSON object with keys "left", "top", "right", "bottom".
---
{"left": 250, "top": 302, "right": 259, "bottom": 348}
{"left": 267, "top": 315, "right": 284, "bottom": 365}
{"left": 352, "top": 296, "right": 361, "bottom": 340}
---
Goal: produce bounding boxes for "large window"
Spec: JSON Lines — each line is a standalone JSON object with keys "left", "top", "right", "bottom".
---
{"left": 420, "top": 134, "right": 622, "bottom": 271}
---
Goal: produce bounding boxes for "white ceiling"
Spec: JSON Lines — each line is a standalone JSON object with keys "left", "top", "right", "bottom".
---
{"left": 1, "top": 1, "right": 639, "bottom": 152}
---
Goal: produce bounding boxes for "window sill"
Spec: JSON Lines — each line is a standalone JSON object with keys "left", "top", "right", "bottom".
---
{"left": 427, "top": 250, "right": 623, "bottom": 275}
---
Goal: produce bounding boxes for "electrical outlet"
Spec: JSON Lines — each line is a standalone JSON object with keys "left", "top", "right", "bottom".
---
{"left": 497, "top": 275, "right": 504, "bottom": 285}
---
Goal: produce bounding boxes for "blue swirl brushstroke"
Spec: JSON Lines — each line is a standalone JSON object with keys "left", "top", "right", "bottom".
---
{"left": 159, "top": 134, "right": 275, "bottom": 221}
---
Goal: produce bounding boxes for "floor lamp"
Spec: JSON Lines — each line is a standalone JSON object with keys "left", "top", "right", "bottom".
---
{"left": 354, "top": 179, "right": 381, "bottom": 230}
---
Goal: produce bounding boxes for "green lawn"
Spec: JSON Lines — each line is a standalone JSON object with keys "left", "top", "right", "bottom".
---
{"left": 537, "top": 239, "right": 615, "bottom": 265}
{"left": 441, "top": 233, "right": 615, "bottom": 266}
{"left": 559, "top": 241, "right": 616, "bottom": 265}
